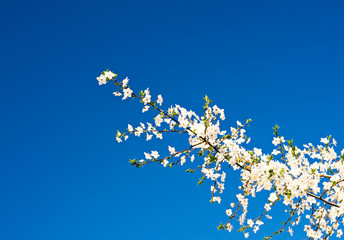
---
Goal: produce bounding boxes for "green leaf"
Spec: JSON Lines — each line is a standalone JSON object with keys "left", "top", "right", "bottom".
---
{"left": 268, "top": 169, "right": 274, "bottom": 179}
{"left": 198, "top": 176, "right": 205, "bottom": 185}
{"left": 217, "top": 223, "right": 224, "bottom": 230}
{"left": 129, "top": 159, "right": 140, "bottom": 167}
{"left": 273, "top": 124, "right": 280, "bottom": 135}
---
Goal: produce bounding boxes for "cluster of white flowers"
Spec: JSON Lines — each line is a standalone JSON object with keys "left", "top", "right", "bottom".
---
{"left": 98, "top": 70, "right": 344, "bottom": 239}
{"left": 96, "top": 70, "right": 116, "bottom": 85}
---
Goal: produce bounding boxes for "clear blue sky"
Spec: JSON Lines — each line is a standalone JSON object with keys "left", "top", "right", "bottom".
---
{"left": 1, "top": 0, "right": 344, "bottom": 239}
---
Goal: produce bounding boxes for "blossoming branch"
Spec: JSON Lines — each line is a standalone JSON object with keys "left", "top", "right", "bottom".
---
{"left": 97, "top": 70, "right": 344, "bottom": 239}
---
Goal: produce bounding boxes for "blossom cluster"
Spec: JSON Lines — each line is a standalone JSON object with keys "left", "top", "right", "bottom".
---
{"left": 97, "top": 70, "right": 344, "bottom": 239}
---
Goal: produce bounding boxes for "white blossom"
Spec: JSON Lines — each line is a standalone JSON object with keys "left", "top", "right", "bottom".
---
{"left": 180, "top": 156, "right": 186, "bottom": 166}
{"left": 151, "top": 151, "right": 160, "bottom": 159}
{"left": 122, "top": 88, "right": 133, "bottom": 100}
{"left": 104, "top": 71, "right": 115, "bottom": 80}
{"left": 321, "top": 137, "right": 329, "bottom": 145}
{"left": 96, "top": 75, "right": 107, "bottom": 85}
{"left": 142, "top": 105, "right": 150, "bottom": 113}
{"left": 144, "top": 152, "right": 152, "bottom": 160}
{"left": 113, "top": 91, "right": 122, "bottom": 96}
{"left": 122, "top": 77, "right": 129, "bottom": 87}
{"left": 146, "top": 134, "right": 152, "bottom": 141}
{"left": 157, "top": 94, "right": 163, "bottom": 106}
{"left": 162, "top": 159, "right": 169, "bottom": 167}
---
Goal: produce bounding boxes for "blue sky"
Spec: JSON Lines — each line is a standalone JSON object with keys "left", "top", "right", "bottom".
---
{"left": 1, "top": 0, "right": 344, "bottom": 239}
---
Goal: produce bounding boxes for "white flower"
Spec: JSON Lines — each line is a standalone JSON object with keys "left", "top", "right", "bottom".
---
{"left": 190, "top": 155, "right": 195, "bottom": 162}
{"left": 162, "top": 159, "right": 169, "bottom": 167}
{"left": 206, "top": 125, "right": 220, "bottom": 140}
{"left": 220, "top": 112, "right": 225, "bottom": 120}
{"left": 113, "top": 91, "right": 122, "bottom": 96}
{"left": 143, "top": 88, "right": 151, "bottom": 104}
{"left": 268, "top": 193, "right": 278, "bottom": 202}
{"left": 156, "top": 133, "right": 163, "bottom": 139}
{"left": 96, "top": 75, "right": 107, "bottom": 85}
{"left": 122, "top": 77, "right": 129, "bottom": 87}
{"left": 154, "top": 114, "right": 163, "bottom": 127}
{"left": 330, "top": 174, "right": 340, "bottom": 182}
{"left": 146, "top": 123, "right": 153, "bottom": 131}
{"left": 144, "top": 152, "right": 152, "bottom": 160}
{"left": 128, "top": 124, "right": 133, "bottom": 132}
{"left": 272, "top": 137, "right": 285, "bottom": 146}
{"left": 157, "top": 94, "right": 163, "bottom": 106}
{"left": 135, "top": 127, "right": 144, "bottom": 137}
{"left": 142, "top": 97, "right": 151, "bottom": 105}
{"left": 180, "top": 156, "right": 186, "bottom": 166}
{"left": 226, "top": 209, "right": 232, "bottom": 216}
{"left": 253, "top": 147, "right": 262, "bottom": 157}
{"left": 264, "top": 203, "right": 271, "bottom": 211}
{"left": 146, "top": 134, "right": 152, "bottom": 141}
{"left": 333, "top": 138, "right": 337, "bottom": 146}
{"left": 226, "top": 223, "right": 233, "bottom": 232}
{"left": 168, "top": 146, "right": 176, "bottom": 155}
{"left": 253, "top": 226, "right": 259, "bottom": 233}
{"left": 151, "top": 150, "right": 160, "bottom": 159}
{"left": 122, "top": 88, "right": 133, "bottom": 100}
{"left": 321, "top": 137, "right": 329, "bottom": 145}
{"left": 244, "top": 233, "right": 249, "bottom": 238}
{"left": 104, "top": 71, "right": 115, "bottom": 80}
{"left": 221, "top": 172, "right": 226, "bottom": 182}
{"left": 288, "top": 227, "right": 293, "bottom": 236}
{"left": 142, "top": 105, "right": 150, "bottom": 113}
{"left": 116, "top": 137, "right": 122, "bottom": 143}
{"left": 212, "top": 196, "right": 221, "bottom": 204}
{"left": 247, "top": 219, "right": 254, "bottom": 227}
{"left": 272, "top": 149, "right": 279, "bottom": 155}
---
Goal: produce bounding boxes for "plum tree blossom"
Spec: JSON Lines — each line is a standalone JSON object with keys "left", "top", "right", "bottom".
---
{"left": 97, "top": 70, "right": 344, "bottom": 239}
